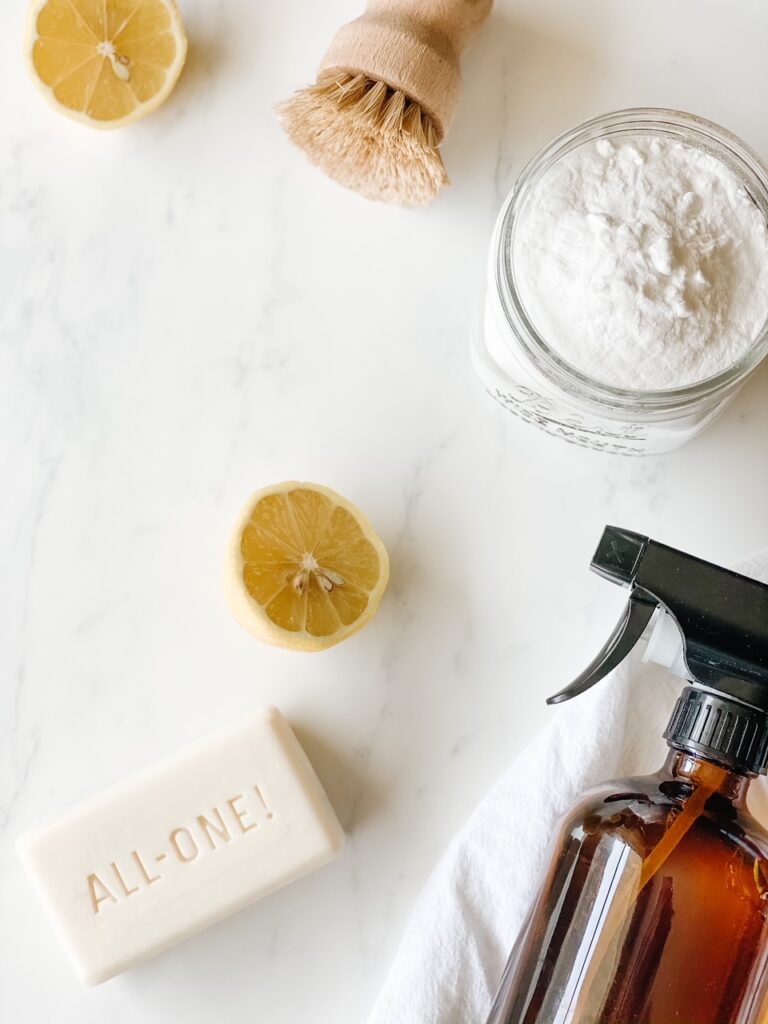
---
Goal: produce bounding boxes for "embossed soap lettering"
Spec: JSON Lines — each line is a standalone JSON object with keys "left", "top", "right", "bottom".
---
{"left": 169, "top": 826, "right": 199, "bottom": 862}
{"left": 86, "top": 873, "right": 117, "bottom": 914}
{"left": 111, "top": 860, "right": 140, "bottom": 897}
{"left": 227, "top": 793, "right": 259, "bottom": 833}
{"left": 86, "top": 784, "right": 274, "bottom": 914}
{"left": 197, "top": 807, "right": 231, "bottom": 849}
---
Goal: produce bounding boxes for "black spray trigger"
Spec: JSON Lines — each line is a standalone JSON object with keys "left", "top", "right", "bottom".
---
{"left": 547, "top": 591, "right": 657, "bottom": 705}
{"left": 545, "top": 526, "right": 768, "bottom": 774}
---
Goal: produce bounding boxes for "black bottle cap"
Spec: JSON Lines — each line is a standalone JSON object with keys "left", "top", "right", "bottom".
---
{"left": 664, "top": 687, "right": 768, "bottom": 776}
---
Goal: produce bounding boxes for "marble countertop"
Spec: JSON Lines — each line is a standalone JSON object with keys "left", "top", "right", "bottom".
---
{"left": 3, "top": 1, "right": 768, "bottom": 1020}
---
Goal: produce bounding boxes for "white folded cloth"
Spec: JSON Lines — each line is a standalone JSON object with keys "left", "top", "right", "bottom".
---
{"left": 368, "top": 549, "right": 768, "bottom": 1024}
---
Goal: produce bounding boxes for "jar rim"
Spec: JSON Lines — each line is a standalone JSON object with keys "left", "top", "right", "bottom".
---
{"left": 495, "top": 107, "right": 768, "bottom": 413}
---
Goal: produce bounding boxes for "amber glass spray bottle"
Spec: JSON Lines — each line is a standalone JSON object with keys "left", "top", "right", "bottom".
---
{"left": 487, "top": 527, "right": 768, "bottom": 1024}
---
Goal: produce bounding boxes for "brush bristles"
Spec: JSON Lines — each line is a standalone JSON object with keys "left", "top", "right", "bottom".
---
{"left": 278, "top": 72, "right": 450, "bottom": 206}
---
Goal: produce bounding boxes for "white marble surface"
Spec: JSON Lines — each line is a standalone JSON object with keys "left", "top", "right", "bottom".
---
{"left": 3, "top": 1, "right": 768, "bottom": 1020}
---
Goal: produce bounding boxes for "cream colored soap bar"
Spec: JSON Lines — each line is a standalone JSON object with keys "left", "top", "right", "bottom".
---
{"left": 17, "top": 707, "right": 344, "bottom": 985}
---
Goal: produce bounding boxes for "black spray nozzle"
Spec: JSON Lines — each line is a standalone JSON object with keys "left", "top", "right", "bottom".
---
{"left": 547, "top": 526, "right": 768, "bottom": 713}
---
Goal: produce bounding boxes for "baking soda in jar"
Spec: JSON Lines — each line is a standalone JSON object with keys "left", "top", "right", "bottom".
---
{"left": 473, "top": 109, "right": 768, "bottom": 455}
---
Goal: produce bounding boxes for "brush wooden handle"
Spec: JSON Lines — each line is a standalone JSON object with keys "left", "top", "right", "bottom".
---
{"left": 318, "top": 0, "right": 493, "bottom": 140}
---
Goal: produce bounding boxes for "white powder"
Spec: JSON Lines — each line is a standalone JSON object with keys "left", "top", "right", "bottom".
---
{"left": 512, "top": 135, "right": 768, "bottom": 390}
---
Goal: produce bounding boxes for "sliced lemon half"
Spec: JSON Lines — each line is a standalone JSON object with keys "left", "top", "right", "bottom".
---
{"left": 226, "top": 482, "right": 390, "bottom": 652}
{"left": 26, "top": 0, "right": 187, "bottom": 128}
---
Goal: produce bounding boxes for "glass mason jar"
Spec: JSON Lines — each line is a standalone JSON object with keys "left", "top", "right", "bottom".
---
{"left": 472, "top": 109, "right": 768, "bottom": 456}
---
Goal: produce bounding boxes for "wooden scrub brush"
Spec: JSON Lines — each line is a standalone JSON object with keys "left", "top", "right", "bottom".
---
{"left": 278, "top": 0, "right": 493, "bottom": 206}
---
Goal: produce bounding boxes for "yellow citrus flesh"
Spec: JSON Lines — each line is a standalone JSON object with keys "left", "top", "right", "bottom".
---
{"left": 27, "top": 0, "right": 187, "bottom": 128}
{"left": 227, "top": 483, "right": 390, "bottom": 652}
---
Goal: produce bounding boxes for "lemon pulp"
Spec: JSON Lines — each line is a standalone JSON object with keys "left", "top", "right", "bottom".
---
{"left": 228, "top": 483, "right": 389, "bottom": 651}
{"left": 28, "top": 0, "right": 186, "bottom": 126}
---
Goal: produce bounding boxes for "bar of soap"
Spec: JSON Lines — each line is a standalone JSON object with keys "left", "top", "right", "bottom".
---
{"left": 17, "top": 707, "right": 344, "bottom": 985}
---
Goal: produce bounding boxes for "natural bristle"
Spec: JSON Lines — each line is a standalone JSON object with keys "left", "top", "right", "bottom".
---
{"left": 277, "top": 73, "right": 450, "bottom": 206}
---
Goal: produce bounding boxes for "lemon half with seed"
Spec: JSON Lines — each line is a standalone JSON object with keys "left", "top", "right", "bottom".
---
{"left": 226, "top": 483, "right": 390, "bottom": 652}
{"left": 26, "top": 0, "right": 187, "bottom": 128}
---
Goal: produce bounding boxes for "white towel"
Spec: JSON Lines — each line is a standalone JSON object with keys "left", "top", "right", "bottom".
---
{"left": 368, "top": 549, "right": 768, "bottom": 1024}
